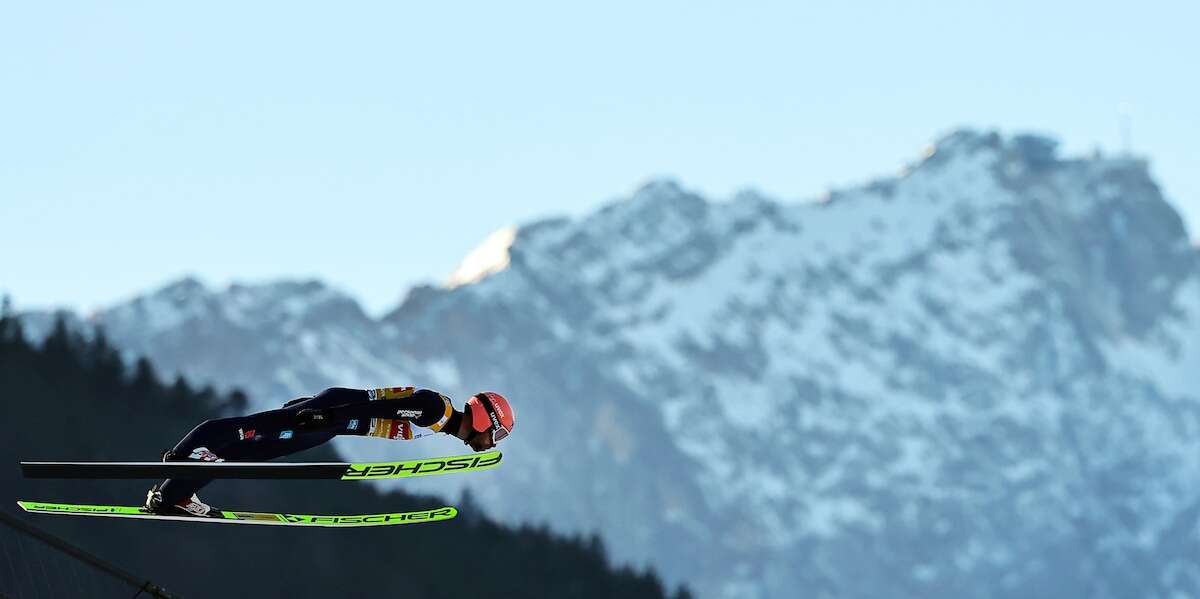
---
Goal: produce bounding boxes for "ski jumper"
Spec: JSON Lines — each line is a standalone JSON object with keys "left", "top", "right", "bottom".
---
{"left": 156, "top": 387, "right": 455, "bottom": 505}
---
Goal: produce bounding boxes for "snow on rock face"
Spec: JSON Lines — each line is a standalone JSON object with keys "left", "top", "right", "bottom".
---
{"left": 25, "top": 129, "right": 1200, "bottom": 599}
{"left": 446, "top": 226, "right": 518, "bottom": 288}
{"left": 413, "top": 129, "right": 1200, "bottom": 597}
{"left": 85, "top": 278, "right": 411, "bottom": 405}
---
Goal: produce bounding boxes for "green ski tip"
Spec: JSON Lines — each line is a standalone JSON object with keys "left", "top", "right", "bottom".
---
{"left": 17, "top": 501, "right": 458, "bottom": 527}
{"left": 342, "top": 450, "right": 502, "bottom": 480}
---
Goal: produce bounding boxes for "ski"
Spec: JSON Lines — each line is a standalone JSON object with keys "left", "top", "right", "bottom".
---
{"left": 20, "top": 450, "right": 501, "bottom": 480}
{"left": 17, "top": 501, "right": 457, "bottom": 527}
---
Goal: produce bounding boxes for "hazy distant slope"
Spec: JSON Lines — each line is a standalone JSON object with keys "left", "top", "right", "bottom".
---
{"left": 25, "top": 130, "right": 1200, "bottom": 598}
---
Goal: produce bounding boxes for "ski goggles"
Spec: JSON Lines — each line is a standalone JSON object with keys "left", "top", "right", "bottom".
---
{"left": 480, "top": 397, "right": 511, "bottom": 444}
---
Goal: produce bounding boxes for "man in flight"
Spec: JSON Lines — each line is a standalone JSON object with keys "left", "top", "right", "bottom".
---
{"left": 144, "top": 387, "right": 515, "bottom": 517}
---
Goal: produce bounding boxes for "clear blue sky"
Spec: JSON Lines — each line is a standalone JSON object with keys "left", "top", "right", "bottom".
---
{"left": 3, "top": 1, "right": 1196, "bottom": 315}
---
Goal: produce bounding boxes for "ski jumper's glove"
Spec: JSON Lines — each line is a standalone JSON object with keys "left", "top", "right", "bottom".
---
{"left": 295, "top": 408, "right": 334, "bottom": 431}
{"left": 337, "top": 387, "right": 454, "bottom": 440}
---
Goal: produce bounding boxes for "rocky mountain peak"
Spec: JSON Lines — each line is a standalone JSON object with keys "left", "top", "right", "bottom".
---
{"left": 20, "top": 130, "right": 1200, "bottom": 599}
{"left": 155, "top": 275, "right": 209, "bottom": 298}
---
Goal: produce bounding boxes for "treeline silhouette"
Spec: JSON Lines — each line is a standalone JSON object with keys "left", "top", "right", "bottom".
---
{"left": 0, "top": 305, "right": 690, "bottom": 599}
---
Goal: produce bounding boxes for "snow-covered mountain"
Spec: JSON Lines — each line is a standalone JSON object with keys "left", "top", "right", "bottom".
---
{"left": 23, "top": 130, "right": 1200, "bottom": 598}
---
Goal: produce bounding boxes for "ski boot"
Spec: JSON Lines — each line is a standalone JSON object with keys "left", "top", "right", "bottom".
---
{"left": 141, "top": 448, "right": 218, "bottom": 517}
{"left": 143, "top": 484, "right": 217, "bottom": 517}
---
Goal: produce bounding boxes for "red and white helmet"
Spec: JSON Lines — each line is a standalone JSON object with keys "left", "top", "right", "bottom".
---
{"left": 466, "top": 391, "right": 515, "bottom": 444}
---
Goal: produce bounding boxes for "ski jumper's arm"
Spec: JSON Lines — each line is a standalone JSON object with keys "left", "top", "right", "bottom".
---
{"left": 303, "top": 387, "right": 455, "bottom": 440}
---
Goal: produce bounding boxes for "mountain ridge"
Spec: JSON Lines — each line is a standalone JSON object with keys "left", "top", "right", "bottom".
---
{"left": 19, "top": 128, "right": 1200, "bottom": 598}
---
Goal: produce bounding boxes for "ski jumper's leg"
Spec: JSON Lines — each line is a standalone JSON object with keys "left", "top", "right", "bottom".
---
{"left": 156, "top": 388, "right": 441, "bottom": 506}
{"left": 156, "top": 393, "right": 349, "bottom": 505}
